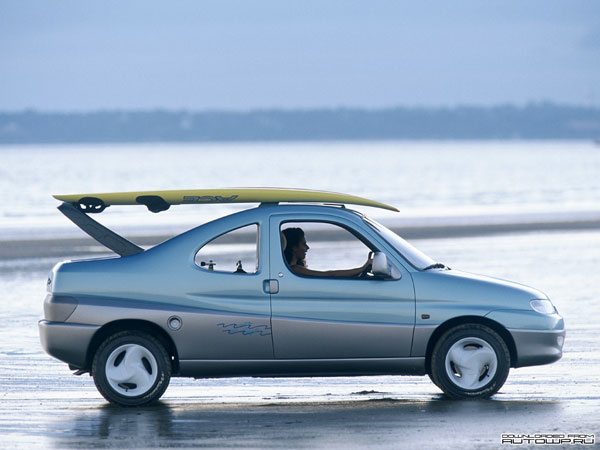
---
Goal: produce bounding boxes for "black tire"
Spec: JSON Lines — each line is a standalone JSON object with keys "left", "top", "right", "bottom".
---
{"left": 427, "top": 369, "right": 442, "bottom": 390}
{"left": 430, "top": 324, "right": 510, "bottom": 399}
{"left": 92, "top": 331, "right": 171, "bottom": 406}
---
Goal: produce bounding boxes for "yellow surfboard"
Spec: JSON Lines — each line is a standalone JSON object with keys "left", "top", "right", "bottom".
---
{"left": 53, "top": 188, "right": 399, "bottom": 213}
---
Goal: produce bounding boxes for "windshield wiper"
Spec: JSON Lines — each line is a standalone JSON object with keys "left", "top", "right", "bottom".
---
{"left": 422, "top": 263, "right": 449, "bottom": 271}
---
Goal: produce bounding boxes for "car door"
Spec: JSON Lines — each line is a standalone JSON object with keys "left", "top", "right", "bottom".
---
{"left": 268, "top": 214, "right": 415, "bottom": 359}
{"left": 180, "top": 221, "right": 274, "bottom": 360}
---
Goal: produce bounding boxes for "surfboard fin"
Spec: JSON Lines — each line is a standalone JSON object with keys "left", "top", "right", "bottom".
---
{"left": 136, "top": 195, "right": 170, "bottom": 213}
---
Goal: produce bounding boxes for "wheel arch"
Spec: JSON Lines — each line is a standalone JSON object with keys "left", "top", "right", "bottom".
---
{"left": 85, "top": 319, "right": 180, "bottom": 374}
{"left": 424, "top": 315, "right": 518, "bottom": 374}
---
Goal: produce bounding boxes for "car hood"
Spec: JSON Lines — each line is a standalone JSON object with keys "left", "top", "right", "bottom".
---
{"left": 411, "top": 269, "right": 548, "bottom": 311}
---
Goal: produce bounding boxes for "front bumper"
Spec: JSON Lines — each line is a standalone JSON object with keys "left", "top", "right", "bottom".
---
{"left": 39, "top": 320, "right": 100, "bottom": 369}
{"left": 485, "top": 309, "right": 565, "bottom": 368}
{"left": 510, "top": 328, "right": 565, "bottom": 368}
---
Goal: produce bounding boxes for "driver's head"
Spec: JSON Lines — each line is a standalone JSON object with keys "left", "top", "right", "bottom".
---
{"left": 282, "top": 227, "right": 308, "bottom": 265}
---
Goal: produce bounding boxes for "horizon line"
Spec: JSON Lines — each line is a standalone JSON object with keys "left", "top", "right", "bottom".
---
{"left": 2, "top": 101, "right": 600, "bottom": 115}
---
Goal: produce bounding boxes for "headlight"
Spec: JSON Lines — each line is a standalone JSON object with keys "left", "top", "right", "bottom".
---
{"left": 530, "top": 299, "right": 557, "bottom": 314}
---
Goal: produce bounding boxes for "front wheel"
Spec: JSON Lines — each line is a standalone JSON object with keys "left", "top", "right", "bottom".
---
{"left": 430, "top": 324, "right": 510, "bottom": 399}
{"left": 92, "top": 331, "right": 171, "bottom": 406}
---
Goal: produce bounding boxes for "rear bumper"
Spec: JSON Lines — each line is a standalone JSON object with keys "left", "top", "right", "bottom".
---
{"left": 510, "top": 328, "right": 565, "bottom": 368}
{"left": 38, "top": 320, "right": 100, "bottom": 369}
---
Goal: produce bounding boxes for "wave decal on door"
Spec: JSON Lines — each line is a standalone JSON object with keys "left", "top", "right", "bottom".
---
{"left": 217, "top": 322, "right": 272, "bottom": 336}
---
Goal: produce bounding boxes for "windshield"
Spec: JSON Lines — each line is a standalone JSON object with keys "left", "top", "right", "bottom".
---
{"left": 363, "top": 216, "right": 436, "bottom": 270}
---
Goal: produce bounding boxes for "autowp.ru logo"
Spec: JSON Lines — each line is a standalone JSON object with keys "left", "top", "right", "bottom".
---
{"left": 501, "top": 433, "right": 595, "bottom": 445}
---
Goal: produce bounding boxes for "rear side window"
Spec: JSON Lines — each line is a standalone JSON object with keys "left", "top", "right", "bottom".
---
{"left": 195, "top": 224, "right": 259, "bottom": 274}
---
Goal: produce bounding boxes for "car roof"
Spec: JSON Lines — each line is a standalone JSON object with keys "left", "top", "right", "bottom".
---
{"left": 178, "top": 203, "right": 370, "bottom": 235}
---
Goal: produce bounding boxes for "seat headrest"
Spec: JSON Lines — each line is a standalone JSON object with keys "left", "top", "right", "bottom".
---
{"left": 280, "top": 232, "right": 287, "bottom": 251}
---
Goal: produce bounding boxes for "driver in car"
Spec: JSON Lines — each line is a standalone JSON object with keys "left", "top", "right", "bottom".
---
{"left": 282, "top": 227, "right": 373, "bottom": 277}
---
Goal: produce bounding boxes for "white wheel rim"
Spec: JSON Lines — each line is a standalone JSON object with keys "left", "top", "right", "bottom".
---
{"left": 445, "top": 337, "right": 498, "bottom": 390}
{"left": 105, "top": 344, "right": 158, "bottom": 397}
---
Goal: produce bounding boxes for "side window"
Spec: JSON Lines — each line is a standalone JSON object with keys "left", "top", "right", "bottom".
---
{"left": 195, "top": 224, "right": 259, "bottom": 274}
{"left": 280, "top": 222, "right": 374, "bottom": 273}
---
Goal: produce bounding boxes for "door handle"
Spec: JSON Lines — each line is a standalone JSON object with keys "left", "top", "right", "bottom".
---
{"left": 263, "top": 279, "right": 279, "bottom": 294}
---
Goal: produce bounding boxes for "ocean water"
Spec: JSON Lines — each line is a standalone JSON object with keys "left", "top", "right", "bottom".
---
{"left": 1, "top": 140, "right": 599, "bottom": 239}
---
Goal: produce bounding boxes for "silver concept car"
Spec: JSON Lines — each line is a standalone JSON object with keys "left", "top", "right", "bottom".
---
{"left": 39, "top": 191, "right": 565, "bottom": 406}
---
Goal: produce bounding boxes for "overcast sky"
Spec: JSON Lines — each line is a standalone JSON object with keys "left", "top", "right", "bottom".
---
{"left": 1, "top": 1, "right": 599, "bottom": 111}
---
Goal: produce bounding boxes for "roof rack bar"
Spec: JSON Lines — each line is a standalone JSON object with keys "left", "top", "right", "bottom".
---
{"left": 57, "top": 202, "right": 144, "bottom": 257}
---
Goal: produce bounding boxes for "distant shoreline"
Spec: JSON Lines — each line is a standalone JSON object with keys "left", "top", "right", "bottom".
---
{"left": 1, "top": 103, "right": 599, "bottom": 144}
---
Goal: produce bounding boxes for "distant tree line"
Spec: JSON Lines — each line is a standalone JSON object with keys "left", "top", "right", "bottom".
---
{"left": 1, "top": 103, "right": 599, "bottom": 144}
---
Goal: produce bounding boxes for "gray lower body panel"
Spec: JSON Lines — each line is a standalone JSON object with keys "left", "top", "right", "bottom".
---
{"left": 410, "top": 325, "right": 437, "bottom": 357}
{"left": 67, "top": 297, "right": 274, "bottom": 360}
{"left": 510, "top": 328, "right": 565, "bottom": 368}
{"left": 178, "top": 357, "right": 426, "bottom": 378}
{"left": 38, "top": 320, "right": 100, "bottom": 368}
{"left": 272, "top": 318, "right": 413, "bottom": 358}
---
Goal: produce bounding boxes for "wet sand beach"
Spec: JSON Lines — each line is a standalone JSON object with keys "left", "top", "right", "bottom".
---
{"left": 1, "top": 225, "right": 599, "bottom": 449}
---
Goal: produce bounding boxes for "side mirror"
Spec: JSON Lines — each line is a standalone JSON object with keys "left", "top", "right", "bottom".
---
{"left": 372, "top": 252, "right": 401, "bottom": 279}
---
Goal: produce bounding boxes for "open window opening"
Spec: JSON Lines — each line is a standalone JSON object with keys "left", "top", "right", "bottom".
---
{"left": 280, "top": 221, "right": 378, "bottom": 278}
{"left": 195, "top": 224, "right": 259, "bottom": 274}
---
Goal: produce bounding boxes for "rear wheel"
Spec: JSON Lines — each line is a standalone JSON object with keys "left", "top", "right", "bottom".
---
{"left": 92, "top": 331, "right": 171, "bottom": 406}
{"left": 430, "top": 324, "right": 510, "bottom": 399}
